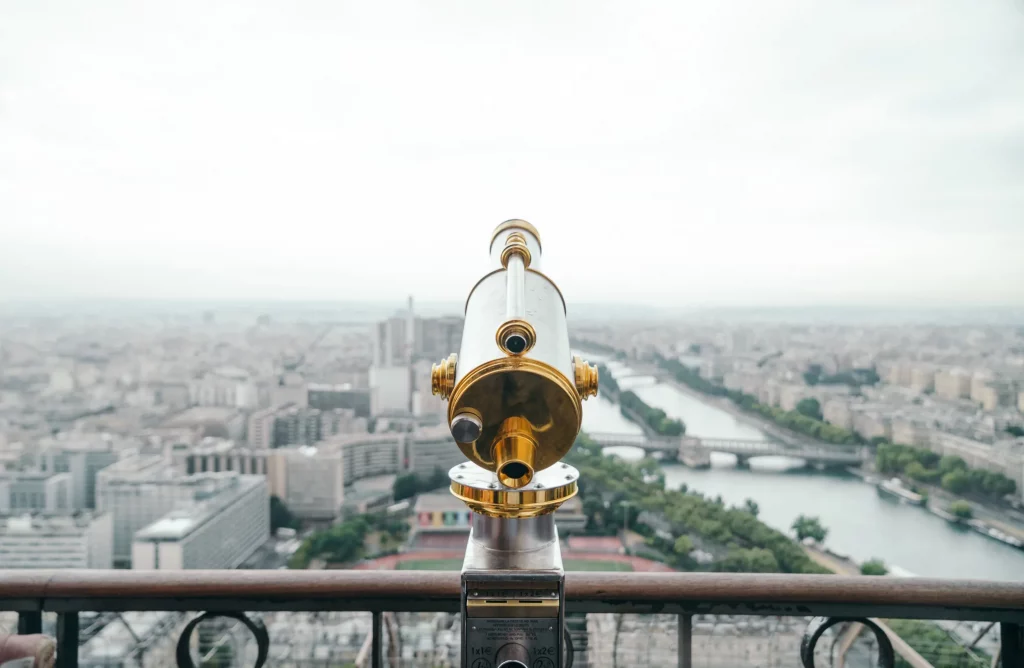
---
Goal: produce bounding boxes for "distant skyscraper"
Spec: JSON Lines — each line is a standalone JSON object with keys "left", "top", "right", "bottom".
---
{"left": 369, "top": 366, "right": 412, "bottom": 416}
{"left": 372, "top": 306, "right": 463, "bottom": 367}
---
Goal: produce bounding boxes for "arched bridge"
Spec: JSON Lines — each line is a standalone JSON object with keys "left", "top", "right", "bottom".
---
{"left": 588, "top": 432, "right": 867, "bottom": 468}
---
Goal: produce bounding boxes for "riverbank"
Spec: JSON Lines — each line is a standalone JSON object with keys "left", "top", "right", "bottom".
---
{"left": 658, "top": 376, "right": 818, "bottom": 447}
{"left": 584, "top": 373, "right": 1024, "bottom": 580}
{"left": 848, "top": 466, "right": 1024, "bottom": 548}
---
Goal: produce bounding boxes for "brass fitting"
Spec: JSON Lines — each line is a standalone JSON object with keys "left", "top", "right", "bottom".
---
{"left": 492, "top": 416, "right": 538, "bottom": 489}
{"left": 431, "top": 353, "right": 457, "bottom": 399}
{"left": 573, "top": 356, "right": 599, "bottom": 400}
{"left": 500, "top": 231, "right": 532, "bottom": 268}
{"left": 495, "top": 319, "right": 536, "bottom": 356}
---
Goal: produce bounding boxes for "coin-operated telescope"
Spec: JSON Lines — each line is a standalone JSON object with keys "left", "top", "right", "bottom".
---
{"left": 431, "top": 220, "right": 598, "bottom": 668}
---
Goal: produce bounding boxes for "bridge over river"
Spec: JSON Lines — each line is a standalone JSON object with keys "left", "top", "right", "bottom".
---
{"left": 589, "top": 432, "right": 868, "bottom": 468}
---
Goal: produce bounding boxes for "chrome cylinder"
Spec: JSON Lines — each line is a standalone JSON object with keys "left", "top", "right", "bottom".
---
{"left": 505, "top": 252, "right": 526, "bottom": 324}
{"left": 470, "top": 512, "right": 556, "bottom": 553}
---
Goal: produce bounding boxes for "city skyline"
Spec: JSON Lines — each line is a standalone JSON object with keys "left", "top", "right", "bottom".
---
{"left": 2, "top": 1, "right": 1024, "bottom": 307}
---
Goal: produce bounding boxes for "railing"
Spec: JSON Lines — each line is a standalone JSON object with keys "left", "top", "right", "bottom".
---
{"left": 3, "top": 571, "right": 1023, "bottom": 667}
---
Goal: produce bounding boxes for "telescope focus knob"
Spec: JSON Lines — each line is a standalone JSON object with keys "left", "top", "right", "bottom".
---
{"left": 431, "top": 353, "right": 457, "bottom": 399}
{"left": 573, "top": 355, "right": 599, "bottom": 400}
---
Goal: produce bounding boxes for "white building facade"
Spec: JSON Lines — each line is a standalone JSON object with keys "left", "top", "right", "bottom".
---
{"left": 0, "top": 512, "right": 113, "bottom": 569}
{"left": 131, "top": 475, "right": 268, "bottom": 570}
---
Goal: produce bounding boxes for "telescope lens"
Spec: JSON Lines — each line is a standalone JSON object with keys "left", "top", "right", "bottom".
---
{"left": 451, "top": 413, "right": 483, "bottom": 444}
{"left": 501, "top": 462, "right": 529, "bottom": 480}
{"left": 505, "top": 333, "right": 527, "bottom": 354}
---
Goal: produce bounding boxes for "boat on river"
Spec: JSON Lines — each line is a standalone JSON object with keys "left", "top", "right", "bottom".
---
{"left": 967, "top": 519, "right": 1024, "bottom": 550}
{"left": 877, "top": 478, "right": 925, "bottom": 506}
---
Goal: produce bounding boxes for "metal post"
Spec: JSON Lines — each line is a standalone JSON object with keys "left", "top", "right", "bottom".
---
{"left": 372, "top": 610, "right": 383, "bottom": 668}
{"left": 678, "top": 614, "right": 692, "bottom": 668}
{"left": 56, "top": 612, "right": 79, "bottom": 668}
{"left": 1001, "top": 623, "right": 1023, "bottom": 668}
{"left": 17, "top": 611, "right": 42, "bottom": 635}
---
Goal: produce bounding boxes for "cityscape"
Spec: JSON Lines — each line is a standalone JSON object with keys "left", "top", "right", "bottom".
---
{"left": 1, "top": 300, "right": 1023, "bottom": 666}
{"left": 3, "top": 0, "right": 1024, "bottom": 666}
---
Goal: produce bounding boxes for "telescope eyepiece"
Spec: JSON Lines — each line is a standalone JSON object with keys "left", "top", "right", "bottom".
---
{"left": 504, "top": 332, "right": 527, "bottom": 354}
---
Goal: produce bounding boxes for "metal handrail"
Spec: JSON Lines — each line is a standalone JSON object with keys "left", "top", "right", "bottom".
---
{"left": 4, "top": 571, "right": 1022, "bottom": 667}
{"left": 2, "top": 570, "right": 1023, "bottom": 620}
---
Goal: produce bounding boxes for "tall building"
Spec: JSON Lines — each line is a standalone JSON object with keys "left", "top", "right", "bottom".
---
{"left": 278, "top": 445, "right": 345, "bottom": 522}
{"left": 0, "top": 512, "right": 113, "bottom": 569}
{"left": 188, "top": 367, "right": 258, "bottom": 409}
{"left": 248, "top": 403, "right": 354, "bottom": 449}
{"left": 417, "top": 316, "right": 463, "bottom": 363}
{"left": 935, "top": 368, "right": 972, "bottom": 400}
{"left": 412, "top": 360, "right": 445, "bottom": 417}
{"left": 270, "top": 434, "right": 403, "bottom": 522}
{"left": 34, "top": 438, "right": 119, "bottom": 509}
{"left": 131, "top": 475, "right": 268, "bottom": 570}
{"left": 369, "top": 366, "right": 412, "bottom": 416}
{"left": 97, "top": 456, "right": 261, "bottom": 566}
{"left": 373, "top": 316, "right": 412, "bottom": 368}
{"left": 307, "top": 384, "right": 371, "bottom": 417}
{"left": 247, "top": 407, "right": 277, "bottom": 449}
{"left": 0, "top": 471, "right": 72, "bottom": 513}
{"left": 333, "top": 433, "right": 403, "bottom": 482}
{"left": 374, "top": 313, "right": 464, "bottom": 367}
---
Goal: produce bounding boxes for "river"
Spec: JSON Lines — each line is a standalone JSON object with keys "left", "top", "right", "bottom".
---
{"left": 580, "top": 357, "right": 1024, "bottom": 581}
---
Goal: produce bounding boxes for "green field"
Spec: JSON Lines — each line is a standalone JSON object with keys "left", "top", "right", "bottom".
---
{"left": 396, "top": 558, "right": 632, "bottom": 572}
{"left": 396, "top": 559, "right": 462, "bottom": 570}
{"left": 563, "top": 559, "right": 633, "bottom": 572}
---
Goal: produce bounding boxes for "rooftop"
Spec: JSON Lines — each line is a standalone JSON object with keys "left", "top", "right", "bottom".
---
{"left": 134, "top": 474, "right": 265, "bottom": 542}
{"left": 414, "top": 492, "right": 465, "bottom": 513}
{"left": 161, "top": 406, "right": 239, "bottom": 427}
{"left": 0, "top": 512, "right": 107, "bottom": 535}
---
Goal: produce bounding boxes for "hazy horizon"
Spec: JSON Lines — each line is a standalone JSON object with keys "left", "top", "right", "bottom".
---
{"left": 2, "top": 1, "right": 1023, "bottom": 307}
{"left": 3, "top": 297, "right": 1023, "bottom": 327}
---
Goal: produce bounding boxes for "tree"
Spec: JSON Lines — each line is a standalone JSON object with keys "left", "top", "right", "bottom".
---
{"left": 795, "top": 398, "right": 822, "bottom": 420}
{"left": 905, "top": 461, "right": 940, "bottom": 484}
{"left": 791, "top": 515, "right": 828, "bottom": 543}
{"left": 718, "top": 547, "right": 779, "bottom": 573}
{"left": 744, "top": 499, "right": 760, "bottom": 517}
{"left": 938, "top": 455, "right": 967, "bottom": 474}
{"left": 941, "top": 470, "right": 970, "bottom": 494}
{"left": 269, "top": 495, "right": 298, "bottom": 532}
{"left": 1006, "top": 425, "right": 1024, "bottom": 438}
{"left": 673, "top": 535, "right": 694, "bottom": 556}
{"left": 426, "top": 466, "right": 448, "bottom": 491}
{"left": 393, "top": 473, "right": 419, "bottom": 502}
{"left": 949, "top": 500, "right": 973, "bottom": 520}
{"left": 860, "top": 558, "right": 888, "bottom": 576}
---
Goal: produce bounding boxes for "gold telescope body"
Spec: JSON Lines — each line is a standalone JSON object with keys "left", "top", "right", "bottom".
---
{"left": 432, "top": 220, "right": 598, "bottom": 517}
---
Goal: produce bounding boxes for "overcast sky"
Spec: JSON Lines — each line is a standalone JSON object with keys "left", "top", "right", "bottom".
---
{"left": 1, "top": 1, "right": 1023, "bottom": 308}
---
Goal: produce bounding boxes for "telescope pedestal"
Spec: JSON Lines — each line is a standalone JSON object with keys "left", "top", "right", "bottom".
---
{"left": 461, "top": 512, "right": 565, "bottom": 668}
